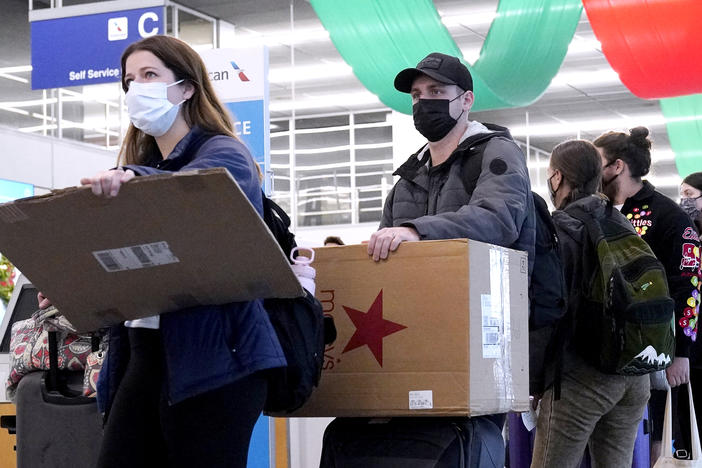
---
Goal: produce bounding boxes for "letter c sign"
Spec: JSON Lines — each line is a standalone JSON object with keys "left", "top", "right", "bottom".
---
{"left": 138, "top": 12, "right": 159, "bottom": 38}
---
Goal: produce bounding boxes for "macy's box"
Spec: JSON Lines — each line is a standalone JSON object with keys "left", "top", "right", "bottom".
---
{"left": 294, "top": 239, "right": 530, "bottom": 417}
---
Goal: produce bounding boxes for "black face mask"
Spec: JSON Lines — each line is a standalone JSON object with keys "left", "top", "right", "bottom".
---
{"left": 547, "top": 173, "right": 560, "bottom": 207}
{"left": 412, "top": 93, "right": 465, "bottom": 142}
{"left": 601, "top": 161, "right": 620, "bottom": 194}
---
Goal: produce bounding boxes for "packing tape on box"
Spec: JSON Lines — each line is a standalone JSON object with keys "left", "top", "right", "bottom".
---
{"left": 488, "top": 247, "right": 513, "bottom": 412}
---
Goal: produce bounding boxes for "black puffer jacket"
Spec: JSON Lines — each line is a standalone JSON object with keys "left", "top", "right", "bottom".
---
{"left": 380, "top": 122, "right": 535, "bottom": 273}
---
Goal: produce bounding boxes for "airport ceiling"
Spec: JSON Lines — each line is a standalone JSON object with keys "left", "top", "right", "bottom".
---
{"left": 0, "top": 0, "right": 684, "bottom": 196}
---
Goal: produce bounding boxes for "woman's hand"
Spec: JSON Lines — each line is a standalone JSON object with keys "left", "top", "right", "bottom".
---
{"left": 37, "top": 292, "right": 52, "bottom": 310}
{"left": 80, "top": 168, "right": 135, "bottom": 198}
{"left": 666, "top": 356, "right": 690, "bottom": 387}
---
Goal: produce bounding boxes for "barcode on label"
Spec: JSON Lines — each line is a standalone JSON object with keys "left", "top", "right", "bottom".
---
{"left": 93, "top": 241, "right": 179, "bottom": 272}
{"left": 130, "top": 246, "right": 152, "bottom": 266}
{"left": 409, "top": 390, "right": 433, "bottom": 410}
{"left": 484, "top": 331, "right": 499, "bottom": 345}
{"left": 96, "top": 252, "right": 120, "bottom": 272}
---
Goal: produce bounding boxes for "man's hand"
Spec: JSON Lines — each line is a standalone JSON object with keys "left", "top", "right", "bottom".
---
{"left": 367, "top": 227, "right": 419, "bottom": 261}
{"left": 80, "top": 168, "right": 135, "bottom": 198}
{"left": 37, "top": 292, "right": 52, "bottom": 310}
{"left": 666, "top": 356, "right": 690, "bottom": 388}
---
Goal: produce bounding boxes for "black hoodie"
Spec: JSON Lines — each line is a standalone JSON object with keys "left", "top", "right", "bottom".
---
{"left": 621, "top": 181, "right": 701, "bottom": 361}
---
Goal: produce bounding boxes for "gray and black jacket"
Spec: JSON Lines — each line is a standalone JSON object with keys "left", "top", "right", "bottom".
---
{"left": 380, "top": 121, "right": 536, "bottom": 274}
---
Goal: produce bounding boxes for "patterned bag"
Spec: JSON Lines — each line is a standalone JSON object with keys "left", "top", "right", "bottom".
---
{"left": 6, "top": 306, "right": 106, "bottom": 400}
{"left": 82, "top": 342, "right": 107, "bottom": 397}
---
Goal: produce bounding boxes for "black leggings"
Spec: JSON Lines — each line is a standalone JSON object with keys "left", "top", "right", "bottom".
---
{"left": 97, "top": 328, "right": 267, "bottom": 468}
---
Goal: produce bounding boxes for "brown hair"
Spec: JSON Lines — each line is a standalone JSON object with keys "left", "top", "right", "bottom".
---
{"left": 118, "top": 36, "right": 238, "bottom": 165}
{"left": 593, "top": 126, "right": 652, "bottom": 179}
{"left": 324, "top": 236, "right": 345, "bottom": 246}
{"left": 550, "top": 139, "right": 602, "bottom": 208}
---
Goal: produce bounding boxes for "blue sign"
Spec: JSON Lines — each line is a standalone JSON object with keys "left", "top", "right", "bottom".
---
{"left": 31, "top": 7, "right": 163, "bottom": 90}
{"left": 201, "top": 46, "right": 270, "bottom": 194}
{"left": 226, "top": 100, "right": 267, "bottom": 168}
{"left": 247, "top": 415, "right": 270, "bottom": 468}
{"left": 0, "top": 179, "right": 34, "bottom": 203}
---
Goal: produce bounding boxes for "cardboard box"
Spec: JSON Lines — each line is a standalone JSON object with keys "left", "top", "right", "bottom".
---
{"left": 0, "top": 168, "right": 303, "bottom": 332}
{"left": 294, "top": 239, "right": 529, "bottom": 417}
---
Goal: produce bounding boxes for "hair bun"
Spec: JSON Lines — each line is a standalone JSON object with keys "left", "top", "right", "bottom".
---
{"left": 630, "top": 126, "right": 649, "bottom": 139}
{"left": 629, "top": 126, "right": 651, "bottom": 150}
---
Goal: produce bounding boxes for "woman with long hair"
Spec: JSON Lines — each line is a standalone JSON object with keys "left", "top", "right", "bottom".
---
{"left": 531, "top": 140, "right": 650, "bottom": 467}
{"left": 81, "top": 35, "right": 284, "bottom": 468}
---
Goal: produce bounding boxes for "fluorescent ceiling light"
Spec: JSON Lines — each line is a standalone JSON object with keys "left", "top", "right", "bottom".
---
{"left": 440, "top": 10, "right": 497, "bottom": 27}
{"left": 0, "top": 65, "right": 32, "bottom": 73}
{"left": 566, "top": 35, "right": 602, "bottom": 55}
{"left": 0, "top": 73, "right": 28, "bottom": 84}
{"left": 459, "top": 47, "right": 482, "bottom": 65}
{"left": 269, "top": 62, "right": 353, "bottom": 84}
{"left": 510, "top": 113, "right": 670, "bottom": 137}
{"left": 550, "top": 68, "right": 620, "bottom": 87}
{"left": 0, "top": 105, "right": 30, "bottom": 116}
{"left": 235, "top": 27, "right": 330, "bottom": 48}
{"left": 270, "top": 91, "right": 381, "bottom": 112}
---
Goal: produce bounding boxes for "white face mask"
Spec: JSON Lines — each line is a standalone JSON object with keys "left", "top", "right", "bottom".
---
{"left": 125, "top": 80, "right": 185, "bottom": 137}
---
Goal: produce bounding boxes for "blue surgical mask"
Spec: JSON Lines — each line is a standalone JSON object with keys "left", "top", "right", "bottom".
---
{"left": 125, "top": 80, "right": 185, "bottom": 137}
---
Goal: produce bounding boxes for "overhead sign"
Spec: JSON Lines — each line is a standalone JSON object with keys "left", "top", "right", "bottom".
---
{"left": 30, "top": 6, "right": 164, "bottom": 90}
{"left": 200, "top": 46, "right": 271, "bottom": 193}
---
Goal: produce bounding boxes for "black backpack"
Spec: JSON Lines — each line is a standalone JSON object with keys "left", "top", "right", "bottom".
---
{"left": 261, "top": 195, "right": 337, "bottom": 414}
{"left": 458, "top": 128, "right": 567, "bottom": 395}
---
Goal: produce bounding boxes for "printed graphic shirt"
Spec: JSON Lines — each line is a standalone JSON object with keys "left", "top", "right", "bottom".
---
{"left": 621, "top": 181, "right": 702, "bottom": 359}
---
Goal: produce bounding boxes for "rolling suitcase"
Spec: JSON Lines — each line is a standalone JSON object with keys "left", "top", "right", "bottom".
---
{"left": 14, "top": 330, "right": 103, "bottom": 468}
{"left": 319, "top": 415, "right": 506, "bottom": 468}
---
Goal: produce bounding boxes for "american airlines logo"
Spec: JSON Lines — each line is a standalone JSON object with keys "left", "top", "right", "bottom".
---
{"left": 230, "top": 61, "right": 250, "bottom": 81}
{"left": 209, "top": 60, "right": 251, "bottom": 83}
{"left": 108, "top": 17, "right": 128, "bottom": 41}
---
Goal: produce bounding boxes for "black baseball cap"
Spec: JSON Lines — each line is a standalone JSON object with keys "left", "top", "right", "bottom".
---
{"left": 394, "top": 52, "right": 473, "bottom": 93}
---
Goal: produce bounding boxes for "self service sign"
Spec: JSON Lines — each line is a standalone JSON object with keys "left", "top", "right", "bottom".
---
{"left": 30, "top": 5, "right": 164, "bottom": 90}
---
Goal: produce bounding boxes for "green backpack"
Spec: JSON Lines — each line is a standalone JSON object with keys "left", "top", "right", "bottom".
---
{"left": 566, "top": 203, "right": 675, "bottom": 375}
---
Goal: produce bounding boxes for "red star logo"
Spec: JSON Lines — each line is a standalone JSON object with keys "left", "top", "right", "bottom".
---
{"left": 341, "top": 290, "right": 407, "bottom": 366}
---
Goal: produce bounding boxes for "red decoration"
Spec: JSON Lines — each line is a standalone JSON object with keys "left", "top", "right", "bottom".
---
{"left": 582, "top": 0, "right": 702, "bottom": 98}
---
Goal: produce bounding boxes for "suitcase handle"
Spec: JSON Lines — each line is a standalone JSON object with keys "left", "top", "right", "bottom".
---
{"left": 42, "top": 331, "right": 95, "bottom": 406}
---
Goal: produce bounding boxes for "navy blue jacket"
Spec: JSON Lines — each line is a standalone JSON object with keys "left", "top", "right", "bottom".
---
{"left": 97, "top": 126, "right": 286, "bottom": 412}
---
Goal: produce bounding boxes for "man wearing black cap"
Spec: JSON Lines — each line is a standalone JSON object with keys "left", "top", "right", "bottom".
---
{"left": 367, "top": 52, "right": 534, "bottom": 272}
{"left": 324, "top": 53, "right": 534, "bottom": 466}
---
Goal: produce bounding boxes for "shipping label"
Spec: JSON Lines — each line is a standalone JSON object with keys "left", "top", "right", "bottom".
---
{"left": 93, "top": 241, "right": 179, "bottom": 272}
{"left": 481, "top": 293, "right": 502, "bottom": 358}
{"left": 409, "top": 390, "right": 433, "bottom": 410}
